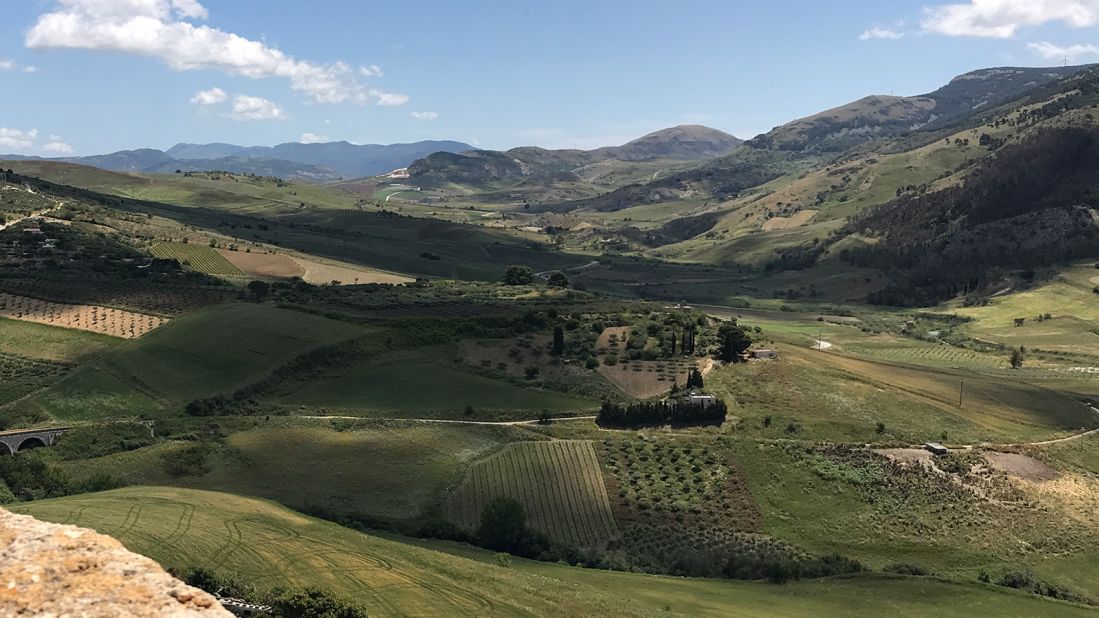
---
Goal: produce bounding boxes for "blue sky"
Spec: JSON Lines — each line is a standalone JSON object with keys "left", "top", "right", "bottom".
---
{"left": 4, "top": 0, "right": 1099, "bottom": 155}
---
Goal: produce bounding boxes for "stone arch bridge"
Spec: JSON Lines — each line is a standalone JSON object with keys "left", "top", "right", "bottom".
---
{"left": 0, "top": 427, "right": 69, "bottom": 455}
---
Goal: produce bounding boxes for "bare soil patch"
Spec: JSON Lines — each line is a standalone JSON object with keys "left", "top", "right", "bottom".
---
{"left": 596, "top": 326, "right": 630, "bottom": 352}
{"left": 0, "top": 293, "right": 167, "bottom": 339}
{"left": 218, "top": 250, "right": 304, "bottom": 278}
{"left": 292, "top": 258, "right": 412, "bottom": 286}
{"left": 598, "top": 358, "right": 700, "bottom": 399}
{"left": 876, "top": 448, "right": 933, "bottom": 465}
{"left": 761, "top": 209, "right": 817, "bottom": 231}
{"left": 985, "top": 452, "right": 1059, "bottom": 481}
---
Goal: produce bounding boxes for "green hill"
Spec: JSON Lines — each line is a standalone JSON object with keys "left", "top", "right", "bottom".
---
{"left": 12, "top": 487, "right": 1093, "bottom": 617}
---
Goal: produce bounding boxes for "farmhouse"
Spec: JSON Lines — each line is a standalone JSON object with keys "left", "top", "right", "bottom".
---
{"left": 750, "top": 349, "right": 778, "bottom": 360}
{"left": 924, "top": 442, "right": 949, "bottom": 456}
{"left": 689, "top": 394, "right": 718, "bottom": 408}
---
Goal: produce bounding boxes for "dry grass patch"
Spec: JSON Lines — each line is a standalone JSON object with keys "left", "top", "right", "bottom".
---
{"left": 218, "top": 249, "right": 305, "bottom": 278}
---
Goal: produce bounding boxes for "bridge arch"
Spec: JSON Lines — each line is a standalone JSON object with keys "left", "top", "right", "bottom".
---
{"left": 17, "top": 437, "right": 46, "bottom": 452}
{"left": 0, "top": 442, "right": 10, "bottom": 455}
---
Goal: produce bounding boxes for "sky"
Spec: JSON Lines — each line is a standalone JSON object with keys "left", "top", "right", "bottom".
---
{"left": 4, "top": 0, "right": 1099, "bottom": 155}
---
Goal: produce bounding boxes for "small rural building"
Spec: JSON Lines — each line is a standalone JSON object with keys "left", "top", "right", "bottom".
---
{"left": 750, "top": 349, "right": 778, "bottom": 360}
{"left": 924, "top": 442, "right": 949, "bottom": 456}
{"left": 689, "top": 394, "right": 718, "bottom": 408}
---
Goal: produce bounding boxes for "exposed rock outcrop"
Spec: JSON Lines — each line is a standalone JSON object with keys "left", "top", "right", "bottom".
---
{"left": 0, "top": 508, "right": 231, "bottom": 617}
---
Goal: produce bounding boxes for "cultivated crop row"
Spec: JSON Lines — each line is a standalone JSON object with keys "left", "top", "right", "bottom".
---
{"left": 444, "top": 440, "right": 618, "bottom": 548}
{"left": 0, "top": 292, "right": 168, "bottom": 338}
{"left": 151, "top": 242, "right": 245, "bottom": 277}
{"left": 0, "top": 277, "right": 235, "bottom": 317}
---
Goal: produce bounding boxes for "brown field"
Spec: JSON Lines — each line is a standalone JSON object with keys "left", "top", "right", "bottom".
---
{"left": 598, "top": 358, "right": 702, "bottom": 399}
{"left": 596, "top": 326, "right": 630, "bottom": 351}
{"left": 985, "top": 452, "right": 1059, "bottom": 481}
{"left": 293, "top": 258, "right": 413, "bottom": 285}
{"left": 760, "top": 209, "right": 818, "bottom": 231}
{"left": 218, "top": 249, "right": 305, "bottom": 278}
{"left": 218, "top": 249, "right": 412, "bottom": 285}
{"left": 0, "top": 293, "right": 167, "bottom": 339}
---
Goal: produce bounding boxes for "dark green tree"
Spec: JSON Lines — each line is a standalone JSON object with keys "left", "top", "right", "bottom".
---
{"left": 478, "top": 497, "right": 527, "bottom": 552}
{"left": 552, "top": 325, "right": 565, "bottom": 356}
{"left": 247, "top": 280, "right": 270, "bottom": 300}
{"left": 718, "top": 322, "right": 752, "bottom": 362}
{"left": 546, "top": 271, "right": 569, "bottom": 288}
{"left": 502, "top": 265, "right": 534, "bottom": 285}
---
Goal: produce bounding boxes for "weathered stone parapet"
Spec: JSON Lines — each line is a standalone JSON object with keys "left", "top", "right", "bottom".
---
{"left": 0, "top": 507, "right": 232, "bottom": 617}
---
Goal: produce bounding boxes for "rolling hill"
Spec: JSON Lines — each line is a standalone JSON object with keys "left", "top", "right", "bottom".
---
{"left": 407, "top": 125, "right": 742, "bottom": 190}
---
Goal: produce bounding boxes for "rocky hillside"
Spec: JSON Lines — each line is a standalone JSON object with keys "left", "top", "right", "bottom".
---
{"left": 0, "top": 508, "right": 230, "bottom": 616}
{"left": 747, "top": 65, "right": 1093, "bottom": 152}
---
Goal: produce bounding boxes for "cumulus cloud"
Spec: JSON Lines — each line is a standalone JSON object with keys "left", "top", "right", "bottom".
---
{"left": 230, "top": 95, "right": 287, "bottom": 121}
{"left": 373, "top": 91, "right": 409, "bottom": 106}
{"left": 410, "top": 111, "right": 438, "bottom": 120}
{"left": 190, "top": 86, "right": 226, "bottom": 105}
{"left": 922, "top": 0, "right": 1099, "bottom": 38}
{"left": 25, "top": 0, "right": 405, "bottom": 105}
{"left": 359, "top": 64, "right": 383, "bottom": 77}
{"left": 1028, "top": 40, "right": 1099, "bottom": 61}
{"left": 0, "top": 128, "right": 39, "bottom": 151}
{"left": 860, "top": 26, "right": 905, "bottom": 40}
{"left": 300, "top": 132, "right": 328, "bottom": 143}
{"left": 42, "top": 136, "right": 75, "bottom": 154}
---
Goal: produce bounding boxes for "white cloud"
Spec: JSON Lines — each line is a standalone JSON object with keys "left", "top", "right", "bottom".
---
{"left": 922, "top": 0, "right": 1099, "bottom": 38}
{"left": 410, "top": 111, "right": 438, "bottom": 120}
{"left": 300, "top": 132, "right": 328, "bottom": 143}
{"left": 0, "top": 60, "right": 13, "bottom": 71}
{"left": 189, "top": 86, "right": 226, "bottom": 105}
{"left": 25, "top": 0, "right": 398, "bottom": 104}
{"left": 22, "top": 65, "right": 40, "bottom": 73}
{"left": 359, "top": 64, "right": 383, "bottom": 77}
{"left": 230, "top": 95, "right": 287, "bottom": 121}
{"left": 0, "top": 128, "right": 38, "bottom": 152}
{"left": 860, "top": 26, "right": 905, "bottom": 40}
{"left": 374, "top": 91, "right": 409, "bottom": 106}
{"left": 42, "top": 135, "right": 75, "bottom": 154}
{"left": 1028, "top": 40, "right": 1099, "bottom": 60}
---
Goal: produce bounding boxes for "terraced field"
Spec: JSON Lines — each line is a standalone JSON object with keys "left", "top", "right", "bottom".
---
{"left": 444, "top": 440, "right": 618, "bottom": 548}
{"left": 151, "top": 242, "right": 245, "bottom": 276}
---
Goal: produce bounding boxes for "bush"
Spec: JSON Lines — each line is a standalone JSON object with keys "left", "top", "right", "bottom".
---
{"left": 271, "top": 587, "right": 368, "bottom": 618}
{"left": 52, "top": 423, "right": 156, "bottom": 460}
{"left": 162, "top": 443, "right": 213, "bottom": 478}
{"left": 884, "top": 562, "right": 932, "bottom": 576}
{"left": 478, "top": 497, "right": 527, "bottom": 552}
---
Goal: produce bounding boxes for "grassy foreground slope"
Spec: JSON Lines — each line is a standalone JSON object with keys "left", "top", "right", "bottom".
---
{"left": 13, "top": 487, "right": 1094, "bottom": 617}
{"left": 19, "top": 303, "right": 360, "bottom": 421}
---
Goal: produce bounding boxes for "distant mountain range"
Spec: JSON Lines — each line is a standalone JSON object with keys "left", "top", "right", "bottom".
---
{"left": 0, "top": 140, "right": 475, "bottom": 182}
{"left": 408, "top": 125, "right": 743, "bottom": 189}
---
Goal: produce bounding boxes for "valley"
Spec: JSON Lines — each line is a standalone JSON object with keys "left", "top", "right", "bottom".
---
{"left": 2, "top": 62, "right": 1099, "bottom": 617}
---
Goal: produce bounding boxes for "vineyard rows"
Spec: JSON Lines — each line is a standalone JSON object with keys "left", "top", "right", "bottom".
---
{"left": 151, "top": 242, "right": 245, "bottom": 277}
{"left": 846, "top": 344, "right": 1004, "bottom": 369}
{"left": 444, "top": 440, "right": 618, "bottom": 548}
{"left": 0, "top": 292, "right": 168, "bottom": 339}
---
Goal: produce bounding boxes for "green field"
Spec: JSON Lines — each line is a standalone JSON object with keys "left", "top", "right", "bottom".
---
{"left": 0, "top": 352, "right": 71, "bottom": 407}
{"left": 13, "top": 487, "right": 1094, "bottom": 617}
{"left": 274, "top": 353, "right": 597, "bottom": 416}
{"left": 0, "top": 315, "right": 117, "bottom": 362}
{"left": 150, "top": 241, "right": 245, "bottom": 276}
{"left": 444, "top": 440, "right": 618, "bottom": 548}
{"left": 59, "top": 422, "right": 520, "bottom": 522}
{"left": 19, "top": 303, "right": 360, "bottom": 420}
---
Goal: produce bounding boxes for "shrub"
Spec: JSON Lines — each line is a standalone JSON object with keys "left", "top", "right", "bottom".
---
{"left": 884, "top": 562, "right": 932, "bottom": 576}
{"left": 271, "top": 587, "right": 368, "bottom": 618}
{"left": 53, "top": 423, "right": 155, "bottom": 460}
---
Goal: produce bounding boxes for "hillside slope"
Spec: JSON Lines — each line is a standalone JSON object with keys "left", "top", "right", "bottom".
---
{"left": 14, "top": 487, "right": 1094, "bottom": 617}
